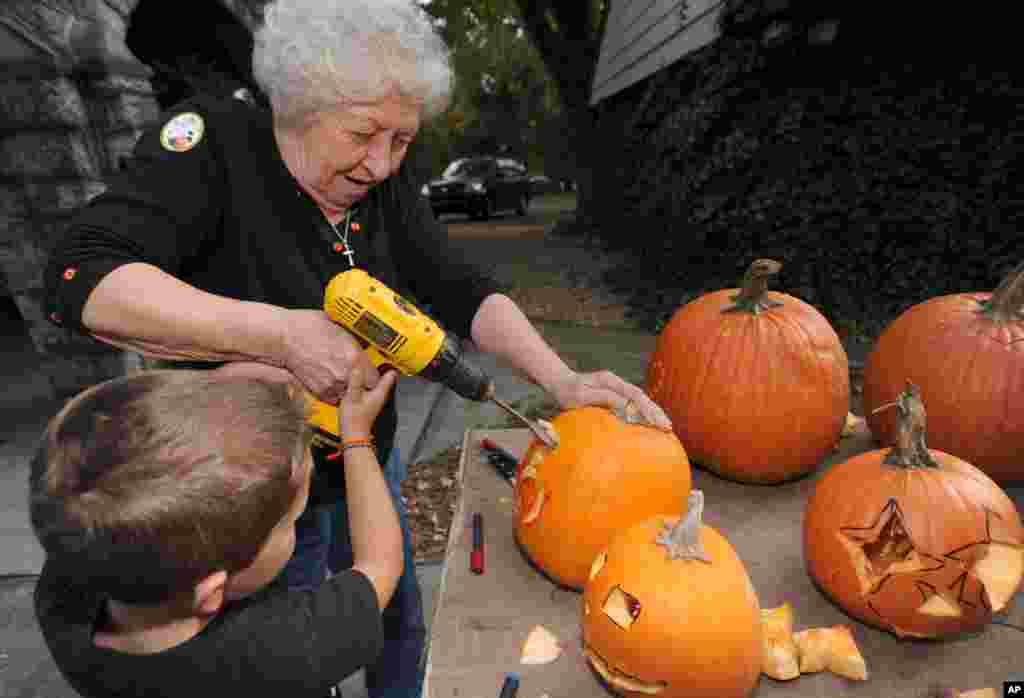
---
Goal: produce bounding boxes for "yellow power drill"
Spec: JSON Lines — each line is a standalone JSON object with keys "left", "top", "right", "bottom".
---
{"left": 307, "top": 268, "right": 557, "bottom": 449}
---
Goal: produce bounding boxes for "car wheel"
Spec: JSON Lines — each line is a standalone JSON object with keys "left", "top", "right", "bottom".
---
{"left": 478, "top": 197, "right": 493, "bottom": 221}
{"left": 516, "top": 193, "right": 529, "bottom": 216}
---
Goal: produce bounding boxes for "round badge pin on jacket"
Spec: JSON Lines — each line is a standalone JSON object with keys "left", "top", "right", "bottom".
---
{"left": 160, "top": 112, "right": 205, "bottom": 152}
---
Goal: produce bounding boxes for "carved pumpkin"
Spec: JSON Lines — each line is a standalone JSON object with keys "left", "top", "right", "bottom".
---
{"left": 646, "top": 259, "right": 849, "bottom": 483}
{"left": 804, "top": 383, "right": 1024, "bottom": 638}
{"left": 515, "top": 406, "right": 691, "bottom": 590}
{"left": 582, "top": 491, "right": 762, "bottom": 698}
{"left": 864, "top": 260, "right": 1024, "bottom": 482}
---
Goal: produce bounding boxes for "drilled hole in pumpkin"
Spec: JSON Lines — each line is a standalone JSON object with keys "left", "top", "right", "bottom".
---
{"left": 517, "top": 465, "right": 545, "bottom": 525}
{"left": 917, "top": 591, "right": 962, "bottom": 618}
{"left": 971, "top": 542, "right": 1024, "bottom": 612}
{"left": 603, "top": 586, "right": 642, "bottom": 629}
{"left": 584, "top": 600, "right": 590, "bottom": 615}
{"left": 527, "top": 449, "right": 547, "bottom": 469}
{"left": 589, "top": 552, "right": 607, "bottom": 581}
{"left": 583, "top": 644, "right": 667, "bottom": 695}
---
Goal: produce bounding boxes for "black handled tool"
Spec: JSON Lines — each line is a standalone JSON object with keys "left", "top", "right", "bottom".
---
{"left": 480, "top": 438, "right": 519, "bottom": 485}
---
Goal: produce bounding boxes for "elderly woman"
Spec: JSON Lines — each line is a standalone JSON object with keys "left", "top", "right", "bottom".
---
{"left": 44, "top": 0, "right": 670, "bottom": 694}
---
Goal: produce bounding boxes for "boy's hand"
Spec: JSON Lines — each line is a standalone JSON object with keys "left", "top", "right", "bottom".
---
{"left": 340, "top": 365, "right": 398, "bottom": 438}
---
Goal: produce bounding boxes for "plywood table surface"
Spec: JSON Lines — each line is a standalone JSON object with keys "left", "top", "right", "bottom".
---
{"left": 422, "top": 428, "right": 1023, "bottom": 698}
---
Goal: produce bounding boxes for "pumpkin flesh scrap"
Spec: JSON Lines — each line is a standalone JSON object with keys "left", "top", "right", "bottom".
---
{"left": 760, "top": 603, "right": 799, "bottom": 680}
{"left": 793, "top": 626, "right": 867, "bottom": 680}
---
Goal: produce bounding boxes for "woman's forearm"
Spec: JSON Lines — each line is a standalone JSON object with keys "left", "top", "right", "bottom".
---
{"left": 81, "top": 262, "right": 288, "bottom": 365}
{"left": 469, "top": 293, "right": 575, "bottom": 390}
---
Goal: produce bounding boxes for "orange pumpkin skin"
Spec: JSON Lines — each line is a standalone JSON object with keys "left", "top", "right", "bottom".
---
{"left": 803, "top": 447, "right": 1024, "bottom": 638}
{"left": 582, "top": 513, "right": 762, "bottom": 698}
{"left": 647, "top": 286, "right": 849, "bottom": 483}
{"left": 864, "top": 292, "right": 1024, "bottom": 482}
{"left": 514, "top": 407, "right": 691, "bottom": 590}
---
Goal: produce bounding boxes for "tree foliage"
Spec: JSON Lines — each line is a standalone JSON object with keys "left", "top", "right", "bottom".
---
{"left": 416, "top": 0, "right": 561, "bottom": 176}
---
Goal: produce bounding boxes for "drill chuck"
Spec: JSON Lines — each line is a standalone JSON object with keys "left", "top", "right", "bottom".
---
{"left": 421, "top": 332, "right": 493, "bottom": 401}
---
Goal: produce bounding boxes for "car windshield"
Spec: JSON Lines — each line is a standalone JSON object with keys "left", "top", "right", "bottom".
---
{"left": 443, "top": 159, "right": 492, "bottom": 178}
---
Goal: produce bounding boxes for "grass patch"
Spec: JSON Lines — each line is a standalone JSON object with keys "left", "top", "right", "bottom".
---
{"left": 531, "top": 192, "right": 577, "bottom": 214}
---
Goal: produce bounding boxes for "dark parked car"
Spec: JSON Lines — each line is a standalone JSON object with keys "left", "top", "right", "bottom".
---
{"left": 528, "top": 174, "right": 560, "bottom": 196}
{"left": 422, "top": 156, "right": 532, "bottom": 220}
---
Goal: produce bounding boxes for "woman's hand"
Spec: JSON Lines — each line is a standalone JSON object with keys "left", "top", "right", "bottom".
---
{"left": 211, "top": 361, "right": 300, "bottom": 386}
{"left": 340, "top": 365, "right": 398, "bottom": 438}
{"left": 548, "top": 370, "right": 673, "bottom": 431}
{"left": 277, "top": 309, "right": 380, "bottom": 404}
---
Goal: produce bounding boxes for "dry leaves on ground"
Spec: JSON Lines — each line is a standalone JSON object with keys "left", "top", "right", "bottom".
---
{"left": 402, "top": 446, "right": 463, "bottom": 563}
{"left": 505, "top": 285, "right": 630, "bottom": 327}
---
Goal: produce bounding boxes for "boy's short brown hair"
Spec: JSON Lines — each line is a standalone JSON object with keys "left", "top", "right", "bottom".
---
{"left": 29, "top": 369, "right": 312, "bottom": 604}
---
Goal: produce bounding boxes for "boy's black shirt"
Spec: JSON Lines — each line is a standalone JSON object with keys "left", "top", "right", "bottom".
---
{"left": 34, "top": 558, "right": 383, "bottom": 696}
{"left": 43, "top": 92, "right": 501, "bottom": 506}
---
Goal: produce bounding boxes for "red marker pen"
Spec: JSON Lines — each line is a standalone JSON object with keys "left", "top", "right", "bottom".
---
{"left": 471, "top": 512, "right": 485, "bottom": 574}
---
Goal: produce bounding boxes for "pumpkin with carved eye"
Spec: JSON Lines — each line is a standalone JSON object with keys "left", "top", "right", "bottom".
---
{"left": 804, "top": 383, "right": 1024, "bottom": 638}
{"left": 581, "top": 490, "right": 762, "bottom": 698}
{"left": 515, "top": 406, "right": 691, "bottom": 590}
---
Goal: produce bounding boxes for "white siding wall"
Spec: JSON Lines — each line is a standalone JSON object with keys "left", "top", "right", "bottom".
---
{"left": 591, "top": 0, "right": 727, "bottom": 105}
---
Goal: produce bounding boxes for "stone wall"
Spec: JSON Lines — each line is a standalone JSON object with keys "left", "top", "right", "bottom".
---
{"left": 0, "top": 1, "right": 158, "bottom": 396}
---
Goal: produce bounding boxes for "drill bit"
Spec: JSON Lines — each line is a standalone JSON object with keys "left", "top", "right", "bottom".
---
{"left": 490, "top": 394, "right": 559, "bottom": 448}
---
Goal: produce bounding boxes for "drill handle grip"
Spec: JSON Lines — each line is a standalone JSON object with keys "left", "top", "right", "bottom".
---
{"left": 364, "top": 344, "right": 403, "bottom": 375}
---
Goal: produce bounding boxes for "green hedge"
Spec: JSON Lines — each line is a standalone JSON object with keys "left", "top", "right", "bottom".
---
{"left": 579, "top": 15, "right": 1022, "bottom": 337}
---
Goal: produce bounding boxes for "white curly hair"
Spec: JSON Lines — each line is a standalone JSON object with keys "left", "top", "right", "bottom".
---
{"left": 252, "top": 0, "right": 452, "bottom": 126}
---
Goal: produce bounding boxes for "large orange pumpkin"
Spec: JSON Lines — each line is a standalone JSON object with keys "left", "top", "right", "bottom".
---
{"left": 582, "top": 490, "right": 762, "bottom": 698}
{"left": 804, "top": 383, "right": 1024, "bottom": 638}
{"left": 514, "top": 406, "right": 691, "bottom": 590}
{"left": 646, "top": 259, "right": 849, "bottom": 483}
{"left": 863, "top": 260, "right": 1024, "bottom": 482}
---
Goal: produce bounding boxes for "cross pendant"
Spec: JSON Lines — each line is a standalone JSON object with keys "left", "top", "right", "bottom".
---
{"left": 343, "top": 247, "right": 356, "bottom": 267}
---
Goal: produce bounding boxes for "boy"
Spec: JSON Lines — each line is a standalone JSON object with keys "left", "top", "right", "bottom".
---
{"left": 30, "top": 363, "right": 402, "bottom": 696}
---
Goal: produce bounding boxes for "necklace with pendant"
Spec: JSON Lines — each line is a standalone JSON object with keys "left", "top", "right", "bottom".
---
{"left": 327, "top": 209, "right": 356, "bottom": 268}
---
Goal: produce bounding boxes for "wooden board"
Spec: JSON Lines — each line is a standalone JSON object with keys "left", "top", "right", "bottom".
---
{"left": 423, "top": 427, "right": 1024, "bottom": 698}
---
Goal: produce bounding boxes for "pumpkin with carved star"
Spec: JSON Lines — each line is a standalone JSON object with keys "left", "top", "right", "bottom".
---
{"left": 582, "top": 491, "right": 762, "bottom": 698}
{"left": 803, "top": 383, "right": 1024, "bottom": 638}
{"left": 515, "top": 406, "right": 691, "bottom": 590}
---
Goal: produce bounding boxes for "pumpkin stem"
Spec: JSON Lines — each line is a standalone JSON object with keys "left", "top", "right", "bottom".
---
{"left": 980, "top": 259, "right": 1024, "bottom": 321}
{"left": 723, "top": 259, "right": 785, "bottom": 314}
{"left": 655, "top": 490, "right": 711, "bottom": 562}
{"left": 882, "top": 382, "right": 941, "bottom": 469}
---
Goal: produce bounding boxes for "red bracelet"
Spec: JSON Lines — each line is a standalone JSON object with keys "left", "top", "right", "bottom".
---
{"left": 327, "top": 436, "right": 375, "bottom": 461}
